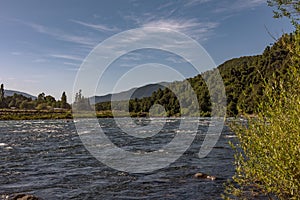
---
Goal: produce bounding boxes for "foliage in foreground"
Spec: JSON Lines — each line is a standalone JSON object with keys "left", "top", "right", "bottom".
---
{"left": 223, "top": 29, "right": 300, "bottom": 199}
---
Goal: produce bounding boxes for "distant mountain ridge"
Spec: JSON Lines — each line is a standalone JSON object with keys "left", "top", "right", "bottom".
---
{"left": 4, "top": 90, "right": 36, "bottom": 100}
{"left": 89, "top": 82, "right": 169, "bottom": 104}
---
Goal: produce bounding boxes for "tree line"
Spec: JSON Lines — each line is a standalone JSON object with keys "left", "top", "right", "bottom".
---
{"left": 0, "top": 84, "right": 71, "bottom": 110}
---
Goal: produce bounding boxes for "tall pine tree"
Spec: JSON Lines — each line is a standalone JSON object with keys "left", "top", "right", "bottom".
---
{"left": 61, "top": 91, "right": 67, "bottom": 109}
{"left": 0, "top": 84, "right": 5, "bottom": 108}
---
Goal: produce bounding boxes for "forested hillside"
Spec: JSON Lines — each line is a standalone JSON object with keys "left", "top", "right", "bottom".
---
{"left": 220, "top": 32, "right": 295, "bottom": 116}
{"left": 95, "top": 33, "right": 296, "bottom": 117}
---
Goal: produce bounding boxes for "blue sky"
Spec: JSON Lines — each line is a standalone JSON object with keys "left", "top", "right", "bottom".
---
{"left": 0, "top": 0, "right": 294, "bottom": 101}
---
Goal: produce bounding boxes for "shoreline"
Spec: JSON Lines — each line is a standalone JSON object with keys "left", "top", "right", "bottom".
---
{"left": 0, "top": 109, "right": 72, "bottom": 121}
{"left": 0, "top": 109, "right": 215, "bottom": 121}
{"left": 0, "top": 109, "right": 149, "bottom": 121}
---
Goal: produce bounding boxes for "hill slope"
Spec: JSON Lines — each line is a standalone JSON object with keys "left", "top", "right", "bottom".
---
{"left": 90, "top": 82, "right": 168, "bottom": 104}
{"left": 4, "top": 90, "right": 36, "bottom": 100}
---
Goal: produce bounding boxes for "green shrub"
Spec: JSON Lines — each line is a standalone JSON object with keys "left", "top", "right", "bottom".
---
{"left": 224, "top": 30, "right": 300, "bottom": 199}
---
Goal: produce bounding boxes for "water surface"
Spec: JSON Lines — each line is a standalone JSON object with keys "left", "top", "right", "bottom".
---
{"left": 0, "top": 119, "right": 235, "bottom": 199}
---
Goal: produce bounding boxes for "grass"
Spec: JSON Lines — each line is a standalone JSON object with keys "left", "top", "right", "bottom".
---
{"left": 0, "top": 109, "right": 72, "bottom": 120}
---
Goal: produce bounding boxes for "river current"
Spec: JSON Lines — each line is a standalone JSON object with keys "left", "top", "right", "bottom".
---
{"left": 0, "top": 118, "right": 235, "bottom": 199}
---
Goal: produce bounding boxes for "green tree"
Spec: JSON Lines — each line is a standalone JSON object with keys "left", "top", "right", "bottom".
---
{"left": 36, "top": 102, "right": 48, "bottom": 110}
{"left": 73, "top": 89, "right": 91, "bottom": 111}
{"left": 8, "top": 99, "right": 16, "bottom": 108}
{"left": 20, "top": 100, "right": 35, "bottom": 110}
{"left": 268, "top": 0, "right": 300, "bottom": 25}
{"left": 0, "top": 84, "right": 5, "bottom": 108}
{"left": 61, "top": 91, "right": 67, "bottom": 108}
{"left": 198, "top": 88, "right": 211, "bottom": 115}
{"left": 45, "top": 95, "right": 56, "bottom": 106}
{"left": 37, "top": 92, "right": 45, "bottom": 104}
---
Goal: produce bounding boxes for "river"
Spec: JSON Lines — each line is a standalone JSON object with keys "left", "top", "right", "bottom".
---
{"left": 0, "top": 118, "right": 235, "bottom": 199}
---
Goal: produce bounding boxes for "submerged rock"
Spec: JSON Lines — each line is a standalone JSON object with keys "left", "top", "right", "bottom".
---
{"left": 11, "top": 194, "right": 40, "bottom": 200}
{"left": 1, "top": 195, "right": 9, "bottom": 200}
{"left": 194, "top": 172, "right": 216, "bottom": 181}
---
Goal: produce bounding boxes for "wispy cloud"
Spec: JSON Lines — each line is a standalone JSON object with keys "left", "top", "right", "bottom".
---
{"left": 33, "top": 58, "right": 48, "bottom": 63}
{"left": 235, "top": 0, "right": 266, "bottom": 9}
{"left": 214, "top": 0, "right": 266, "bottom": 13}
{"left": 50, "top": 54, "right": 84, "bottom": 62}
{"left": 156, "top": 1, "right": 177, "bottom": 10}
{"left": 62, "top": 62, "right": 80, "bottom": 71}
{"left": 120, "top": 52, "right": 143, "bottom": 61}
{"left": 63, "top": 62, "right": 80, "bottom": 66}
{"left": 16, "top": 19, "right": 98, "bottom": 48}
{"left": 165, "top": 56, "right": 186, "bottom": 64}
{"left": 24, "top": 79, "right": 39, "bottom": 83}
{"left": 11, "top": 52, "right": 22, "bottom": 56}
{"left": 70, "top": 19, "right": 120, "bottom": 32}
{"left": 183, "top": 0, "right": 213, "bottom": 7}
{"left": 65, "top": 67, "right": 80, "bottom": 71}
{"left": 122, "top": 3, "right": 219, "bottom": 42}
{"left": 142, "top": 19, "right": 219, "bottom": 41}
{"left": 119, "top": 63, "right": 135, "bottom": 68}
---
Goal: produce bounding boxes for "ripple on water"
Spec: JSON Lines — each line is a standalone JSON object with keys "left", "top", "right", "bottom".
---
{"left": 0, "top": 119, "right": 235, "bottom": 200}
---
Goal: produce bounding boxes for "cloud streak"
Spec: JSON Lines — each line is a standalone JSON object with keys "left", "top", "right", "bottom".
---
{"left": 142, "top": 19, "right": 219, "bottom": 41}
{"left": 63, "top": 62, "right": 80, "bottom": 66}
{"left": 70, "top": 20, "right": 120, "bottom": 32}
{"left": 214, "top": 0, "right": 266, "bottom": 13}
{"left": 183, "top": 0, "right": 213, "bottom": 7}
{"left": 16, "top": 20, "right": 98, "bottom": 48}
{"left": 50, "top": 54, "right": 84, "bottom": 62}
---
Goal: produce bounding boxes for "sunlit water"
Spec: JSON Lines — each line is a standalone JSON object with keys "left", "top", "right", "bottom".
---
{"left": 0, "top": 119, "right": 235, "bottom": 199}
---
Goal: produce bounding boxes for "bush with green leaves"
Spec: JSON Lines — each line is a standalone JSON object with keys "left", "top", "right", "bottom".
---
{"left": 223, "top": 28, "right": 300, "bottom": 199}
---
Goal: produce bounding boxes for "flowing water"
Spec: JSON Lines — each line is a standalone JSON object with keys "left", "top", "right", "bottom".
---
{"left": 0, "top": 119, "right": 235, "bottom": 199}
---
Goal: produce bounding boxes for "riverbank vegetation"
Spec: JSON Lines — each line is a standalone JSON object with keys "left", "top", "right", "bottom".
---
{"left": 0, "top": 109, "right": 72, "bottom": 120}
{"left": 224, "top": 65, "right": 300, "bottom": 200}
{"left": 224, "top": 1, "right": 300, "bottom": 199}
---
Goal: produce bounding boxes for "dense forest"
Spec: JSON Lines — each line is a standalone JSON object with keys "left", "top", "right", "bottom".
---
{"left": 95, "top": 32, "right": 296, "bottom": 117}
